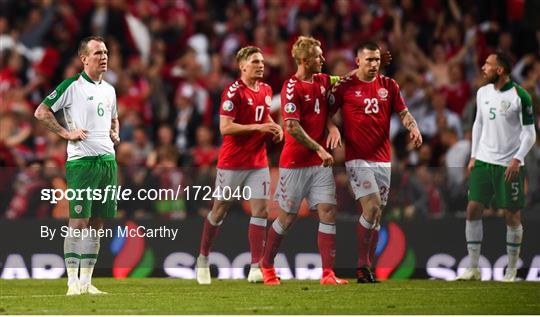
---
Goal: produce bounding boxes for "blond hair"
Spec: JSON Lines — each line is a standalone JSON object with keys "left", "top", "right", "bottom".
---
{"left": 291, "top": 36, "right": 321, "bottom": 64}
{"left": 236, "top": 46, "right": 262, "bottom": 63}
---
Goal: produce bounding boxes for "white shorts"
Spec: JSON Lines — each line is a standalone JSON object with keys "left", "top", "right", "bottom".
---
{"left": 215, "top": 168, "right": 270, "bottom": 200}
{"left": 274, "top": 166, "right": 336, "bottom": 214}
{"left": 345, "top": 159, "right": 391, "bottom": 205}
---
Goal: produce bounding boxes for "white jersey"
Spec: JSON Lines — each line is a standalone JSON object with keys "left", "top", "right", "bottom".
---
{"left": 43, "top": 71, "right": 117, "bottom": 161}
{"left": 472, "top": 81, "right": 535, "bottom": 166}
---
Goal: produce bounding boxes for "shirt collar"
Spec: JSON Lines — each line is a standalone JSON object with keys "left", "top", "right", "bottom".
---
{"left": 81, "top": 71, "right": 101, "bottom": 85}
{"left": 499, "top": 80, "right": 514, "bottom": 92}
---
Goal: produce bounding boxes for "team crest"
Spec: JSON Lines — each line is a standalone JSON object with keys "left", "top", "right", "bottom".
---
{"left": 247, "top": 98, "right": 253, "bottom": 105}
{"left": 320, "top": 86, "right": 326, "bottom": 95}
{"left": 355, "top": 91, "right": 362, "bottom": 97}
{"left": 47, "top": 90, "right": 57, "bottom": 100}
{"left": 74, "top": 205, "right": 83, "bottom": 214}
{"left": 265, "top": 95, "right": 272, "bottom": 106}
{"left": 499, "top": 100, "right": 511, "bottom": 114}
{"left": 222, "top": 100, "right": 234, "bottom": 111}
{"left": 284, "top": 103, "right": 296, "bottom": 113}
{"left": 328, "top": 94, "right": 335, "bottom": 105}
{"left": 378, "top": 88, "right": 388, "bottom": 100}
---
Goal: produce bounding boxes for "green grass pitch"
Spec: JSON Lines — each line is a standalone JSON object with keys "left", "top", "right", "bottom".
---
{"left": 1, "top": 278, "right": 539, "bottom": 314}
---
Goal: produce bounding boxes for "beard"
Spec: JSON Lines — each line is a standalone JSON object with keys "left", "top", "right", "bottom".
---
{"left": 487, "top": 72, "right": 500, "bottom": 84}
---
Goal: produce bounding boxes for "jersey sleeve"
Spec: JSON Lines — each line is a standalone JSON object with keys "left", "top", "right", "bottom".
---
{"left": 281, "top": 79, "right": 302, "bottom": 121}
{"left": 111, "top": 88, "right": 118, "bottom": 119}
{"left": 390, "top": 79, "right": 407, "bottom": 113}
{"left": 328, "top": 78, "right": 346, "bottom": 116}
{"left": 516, "top": 85, "right": 535, "bottom": 125}
{"left": 265, "top": 85, "right": 273, "bottom": 120}
{"left": 42, "top": 76, "right": 77, "bottom": 112}
{"left": 219, "top": 82, "right": 241, "bottom": 119}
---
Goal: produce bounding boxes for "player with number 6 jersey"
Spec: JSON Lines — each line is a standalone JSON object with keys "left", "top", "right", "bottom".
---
{"left": 195, "top": 46, "right": 283, "bottom": 285}
{"left": 329, "top": 42, "right": 422, "bottom": 283}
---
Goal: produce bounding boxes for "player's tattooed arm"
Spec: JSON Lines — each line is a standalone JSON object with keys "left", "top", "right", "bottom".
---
{"left": 110, "top": 117, "right": 120, "bottom": 145}
{"left": 286, "top": 120, "right": 334, "bottom": 166}
{"left": 399, "top": 109, "right": 422, "bottom": 148}
{"left": 399, "top": 109, "right": 418, "bottom": 131}
{"left": 34, "top": 103, "right": 87, "bottom": 141}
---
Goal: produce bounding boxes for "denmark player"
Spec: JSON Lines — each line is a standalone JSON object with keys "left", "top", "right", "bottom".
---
{"left": 196, "top": 46, "right": 283, "bottom": 284}
{"left": 329, "top": 42, "right": 422, "bottom": 283}
{"left": 259, "top": 36, "right": 348, "bottom": 285}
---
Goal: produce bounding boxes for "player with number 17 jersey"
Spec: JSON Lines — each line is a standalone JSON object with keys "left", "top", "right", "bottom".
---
{"left": 218, "top": 79, "right": 273, "bottom": 169}
{"left": 329, "top": 74, "right": 407, "bottom": 163}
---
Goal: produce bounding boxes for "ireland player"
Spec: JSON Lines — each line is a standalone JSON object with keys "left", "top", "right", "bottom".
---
{"left": 457, "top": 52, "right": 536, "bottom": 282}
{"left": 35, "top": 36, "right": 119, "bottom": 295}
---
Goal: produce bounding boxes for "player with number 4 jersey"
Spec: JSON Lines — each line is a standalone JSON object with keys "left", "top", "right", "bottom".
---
{"left": 329, "top": 42, "right": 422, "bottom": 283}
{"left": 195, "top": 46, "right": 283, "bottom": 285}
{"left": 260, "top": 36, "right": 348, "bottom": 285}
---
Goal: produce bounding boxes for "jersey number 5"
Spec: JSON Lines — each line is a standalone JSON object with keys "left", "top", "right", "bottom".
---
{"left": 364, "top": 98, "right": 379, "bottom": 114}
{"left": 255, "top": 105, "right": 265, "bottom": 122}
{"left": 489, "top": 107, "right": 496, "bottom": 120}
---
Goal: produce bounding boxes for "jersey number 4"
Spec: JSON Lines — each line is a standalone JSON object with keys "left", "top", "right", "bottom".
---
{"left": 364, "top": 98, "right": 379, "bottom": 114}
{"left": 314, "top": 98, "right": 320, "bottom": 114}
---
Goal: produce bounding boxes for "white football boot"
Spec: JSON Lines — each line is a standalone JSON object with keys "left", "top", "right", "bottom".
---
{"left": 247, "top": 267, "right": 263, "bottom": 283}
{"left": 196, "top": 255, "right": 211, "bottom": 284}
{"left": 66, "top": 280, "right": 81, "bottom": 296}
{"left": 456, "top": 268, "right": 481, "bottom": 281}
{"left": 80, "top": 283, "right": 108, "bottom": 294}
{"left": 502, "top": 268, "right": 517, "bottom": 282}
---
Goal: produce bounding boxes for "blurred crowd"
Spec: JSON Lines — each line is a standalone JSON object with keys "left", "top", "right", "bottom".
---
{"left": 1, "top": 0, "right": 539, "bottom": 220}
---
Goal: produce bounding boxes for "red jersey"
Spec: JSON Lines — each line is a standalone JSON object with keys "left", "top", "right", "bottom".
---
{"left": 279, "top": 74, "right": 332, "bottom": 168}
{"left": 217, "top": 79, "right": 273, "bottom": 169}
{"left": 330, "top": 74, "right": 407, "bottom": 162}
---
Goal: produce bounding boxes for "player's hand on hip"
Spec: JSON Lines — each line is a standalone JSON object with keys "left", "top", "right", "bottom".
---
{"left": 317, "top": 147, "right": 334, "bottom": 167}
{"left": 66, "top": 128, "right": 88, "bottom": 141}
{"left": 326, "top": 126, "right": 341, "bottom": 149}
{"left": 504, "top": 158, "right": 521, "bottom": 182}
{"left": 410, "top": 128, "right": 422, "bottom": 148}
{"left": 110, "top": 131, "right": 121, "bottom": 145}
{"left": 467, "top": 158, "right": 476, "bottom": 173}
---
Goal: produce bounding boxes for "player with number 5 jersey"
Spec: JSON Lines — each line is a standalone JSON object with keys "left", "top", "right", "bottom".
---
{"left": 329, "top": 42, "right": 422, "bottom": 283}
{"left": 195, "top": 46, "right": 283, "bottom": 285}
{"left": 456, "top": 52, "right": 536, "bottom": 283}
